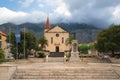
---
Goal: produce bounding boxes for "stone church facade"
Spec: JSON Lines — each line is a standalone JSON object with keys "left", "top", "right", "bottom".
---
{"left": 44, "top": 17, "right": 70, "bottom": 52}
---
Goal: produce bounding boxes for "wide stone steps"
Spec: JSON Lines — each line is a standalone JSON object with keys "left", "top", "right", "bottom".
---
{"left": 12, "top": 68, "right": 120, "bottom": 80}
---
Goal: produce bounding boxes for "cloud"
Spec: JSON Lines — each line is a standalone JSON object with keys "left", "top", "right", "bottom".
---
{"left": 0, "top": 7, "right": 48, "bottom": 24}
{"left": 1, "top": 0, "right": 120, "bottom": 27}
{"left": 111, "top": 5, "right": 120, "bottom": 24}
{"left": 63, "top": 0, "right": 120, "bottom": 27}
{"left": 54, "top": 3, "right": 71, "bottom": 17}
{"left": 0, "top": 7, "right": 28, "bottom": 24}
{"left": 19, "top": 0, "right": 34, "bottom": 8}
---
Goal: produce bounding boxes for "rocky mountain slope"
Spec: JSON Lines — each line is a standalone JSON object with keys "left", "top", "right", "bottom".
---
{"left": 0, "top": 22, "right": 102, "bottom": 43}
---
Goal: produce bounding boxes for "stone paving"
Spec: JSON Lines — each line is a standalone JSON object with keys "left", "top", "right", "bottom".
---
{"left": 0, "top": 59, "right": 120, "bottom": 80}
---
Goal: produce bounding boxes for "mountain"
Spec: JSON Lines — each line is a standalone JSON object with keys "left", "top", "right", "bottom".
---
{"left": 0, "top": 22, "right": 102, "bottom": 43}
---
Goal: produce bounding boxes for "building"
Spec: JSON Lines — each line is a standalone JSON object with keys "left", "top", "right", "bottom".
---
{"left": 44, "top": 17, "right": 70, "bottom": 52}
{"left": 0, "top": 31, "right": 9, "bottom": 58}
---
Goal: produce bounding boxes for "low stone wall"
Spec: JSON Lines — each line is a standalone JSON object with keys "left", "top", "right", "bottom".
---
{"left": 0, "top": 65, "right": 17, "bottom": 80}
{"left": 110, "top": 58, "right": 120, "bottom": 64}
{"left": 28, "top": 58, "right": 45, "bottom": 63}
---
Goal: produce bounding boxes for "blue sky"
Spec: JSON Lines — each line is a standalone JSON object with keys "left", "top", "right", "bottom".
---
{"left": 0, "top": 0, "right": 120, "bottom": 27}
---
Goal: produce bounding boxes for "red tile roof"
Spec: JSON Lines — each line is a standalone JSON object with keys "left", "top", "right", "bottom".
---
{"left": 0, "top": 31, "right": 7, "bottom": 37}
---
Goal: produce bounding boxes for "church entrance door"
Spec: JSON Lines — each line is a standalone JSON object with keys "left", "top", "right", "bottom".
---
{"left": 56, "top": 46, "right": 59, "bottom": 52}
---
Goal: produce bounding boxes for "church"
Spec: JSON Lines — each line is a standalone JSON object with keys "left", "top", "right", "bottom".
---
{"left": 44, "top": 17, "right": 70, "bottom": 52}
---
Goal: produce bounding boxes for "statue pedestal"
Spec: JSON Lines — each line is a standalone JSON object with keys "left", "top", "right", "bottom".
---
{"left": 70, "top": 52, "right": 80, "bottom": 62}
{"left": 70, "top": 40, "right": 80, "bottom": 62}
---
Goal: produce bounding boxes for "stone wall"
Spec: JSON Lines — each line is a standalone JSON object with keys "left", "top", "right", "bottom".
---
{"left": 0, "top": 65, "right": 17, "bottom": 80}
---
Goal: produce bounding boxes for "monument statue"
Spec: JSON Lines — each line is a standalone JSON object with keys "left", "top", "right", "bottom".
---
{"left": 70, "top": 40, "right": 80, "bottom": 62}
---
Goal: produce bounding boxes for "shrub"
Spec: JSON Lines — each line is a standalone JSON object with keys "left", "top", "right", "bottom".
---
{"left": 0, "top": 59, "right": 9, "bottom": 63}
{"left": 37, "top": 51, "right": 46, "bottom": 58}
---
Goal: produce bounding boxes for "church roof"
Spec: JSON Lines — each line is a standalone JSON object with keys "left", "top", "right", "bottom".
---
{"left": 46, "top": 25, "right": 69, "bottom": 33}
{"left": 45, "top": 17, "right": 50, "bottom": 29}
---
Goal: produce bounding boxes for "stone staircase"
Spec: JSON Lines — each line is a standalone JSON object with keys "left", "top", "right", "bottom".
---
{"left": 12, "top": 68, "right": 120, "bottom": 80}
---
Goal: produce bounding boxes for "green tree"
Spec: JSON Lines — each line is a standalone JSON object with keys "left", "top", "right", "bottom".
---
{"left": 88, "top": 44, "right": 95, "bottom": 50}
{"left": 0, "top": 48, "right": 4, "bottom": 59}
{"left": 38, "top": 36, "right": 48, "bottom": 50}
{"left": 96, "top": 24, "right": 120, "bottom": 56}
{"left": 6, "top": 31, "right": 37, "bottom": 59}
{"left": 65, "top": 35, "right": 74, "bottom": 45}
{"left": 78, "top": 43, "right": 95, "bottom": 53}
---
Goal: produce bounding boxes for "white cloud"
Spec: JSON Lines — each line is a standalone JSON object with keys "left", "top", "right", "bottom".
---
{"left": 1, "top": 0, "right": 120, "bottom": 27}
{"left": 19, "top": 0, "right": 34, "bottom": 7}
{"left": 112, "top": 5, "right": 120, "bottom": 24}
{"left": 0, "top": 7, "right": 28, "bottom": 24}
{"left": 37, "top": 0, "right": 72, "bottom": 22}
{"left": 0, "top": 7, "right": 49, "bottom": 24}
{"left": 54, "top": 3, "right": 71, "bottom": 17}
{"left": 38, "top": 4, "right": 44, "bottom": 8}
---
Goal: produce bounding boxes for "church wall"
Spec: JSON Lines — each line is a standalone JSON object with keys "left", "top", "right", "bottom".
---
{"left": 44, "top": 31, "right": 70, "bottom": 52}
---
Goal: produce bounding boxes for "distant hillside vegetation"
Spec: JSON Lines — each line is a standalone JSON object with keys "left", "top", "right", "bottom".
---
{"left": 0, "top": 22, "right": 102, "bottom": 43}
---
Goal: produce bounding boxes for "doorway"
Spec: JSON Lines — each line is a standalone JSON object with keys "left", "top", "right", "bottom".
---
{"left": 56, "top": 46, "right": 59, "bottom": 52}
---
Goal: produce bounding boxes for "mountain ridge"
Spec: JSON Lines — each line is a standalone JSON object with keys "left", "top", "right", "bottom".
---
{"left": 0, "top": 22, "right": 102, "bottom": 43}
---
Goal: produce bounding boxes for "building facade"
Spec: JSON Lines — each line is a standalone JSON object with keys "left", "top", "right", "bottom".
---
{"left": 44, "top": 18, "right": 70, "bottom": 52}
{"left": 0, "top": 31, "right": 9, "bottom": 58}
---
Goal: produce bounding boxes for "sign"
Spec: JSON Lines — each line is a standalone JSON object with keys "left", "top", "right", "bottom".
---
{"left": 15, "top": 29, "right": 20, "bottom": 43}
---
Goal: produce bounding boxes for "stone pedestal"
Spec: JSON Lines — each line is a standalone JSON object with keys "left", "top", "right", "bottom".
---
{"left": 70, "top": 40, "right": 80, "bottom": 62}
{"left": 44, "top": 50, "right": 50, "bottom": 62}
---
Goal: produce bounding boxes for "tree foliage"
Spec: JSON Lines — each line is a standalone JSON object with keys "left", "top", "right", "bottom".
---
{"left": 6, "top": 31, "right": 37, "bottom": 59}
{"left": 96, "top": 24, "right": 120, "bottom": 56}
{"left": 78, "top": 44, "right": 89, "bottom": 52}
{"left": 78, "top": 44, "right": 95, "bottom": 53}
{"left": 0, "top": 48, "right": 4, "bottom": 59}
{"left": 65, "top": 35, "right": 74, "bottom": 45}
{"left": 38, "top": 36, "right": 48, "bottom": 50}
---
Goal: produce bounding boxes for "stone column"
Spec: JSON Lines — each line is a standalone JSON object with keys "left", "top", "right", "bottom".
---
{"left": 44, "top": 50, "right": 49, "bottom": 62}
{"left": 64, "top": 51, "right": 67, "bottom": 63}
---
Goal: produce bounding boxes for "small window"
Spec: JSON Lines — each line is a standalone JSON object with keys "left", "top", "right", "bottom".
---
{"left": 0, "top": 36, "right": 1, "bottom": 39}
{"left": 51, "top": 37, "right": 53, "bottom": 44}
{"left": 62, "top": 37, "right": 64, "bottom": 43}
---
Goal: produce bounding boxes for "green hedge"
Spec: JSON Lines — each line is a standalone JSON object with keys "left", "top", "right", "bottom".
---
{"left": 0, "top": 59, "right": 9, "bottom": 63}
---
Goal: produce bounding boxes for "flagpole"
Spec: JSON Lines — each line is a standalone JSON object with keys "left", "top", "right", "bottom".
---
{"left": 15, "top": 28, "right": 20, "bottom": 60}
{"left": 16, "top": 43, "right": 18, "bottom": 60}
{"left": 24, "top": 27, "right": 26, "bottom": 59}
{"left": 8, "top": 27, "right": 11, "bottom": 59}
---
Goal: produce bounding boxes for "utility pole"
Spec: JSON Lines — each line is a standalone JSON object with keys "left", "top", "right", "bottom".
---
{"left": 24, "top": 27, "right": 26, "bottom": 59}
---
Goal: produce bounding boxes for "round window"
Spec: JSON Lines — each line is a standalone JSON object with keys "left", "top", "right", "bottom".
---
{"left": 56, "top": 33, "right": 59, "bottom": 37}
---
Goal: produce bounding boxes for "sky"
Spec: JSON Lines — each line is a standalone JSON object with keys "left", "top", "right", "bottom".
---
{"left": 0, "top": 0, "right": 120, "bottom": 27}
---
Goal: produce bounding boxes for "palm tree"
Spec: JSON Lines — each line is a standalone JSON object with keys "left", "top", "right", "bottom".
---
{"left": 65, "top": 35, "right": 74, "bottom": 46}
{"left": 38, "top": 36, "right": 48, "bottom": 50}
